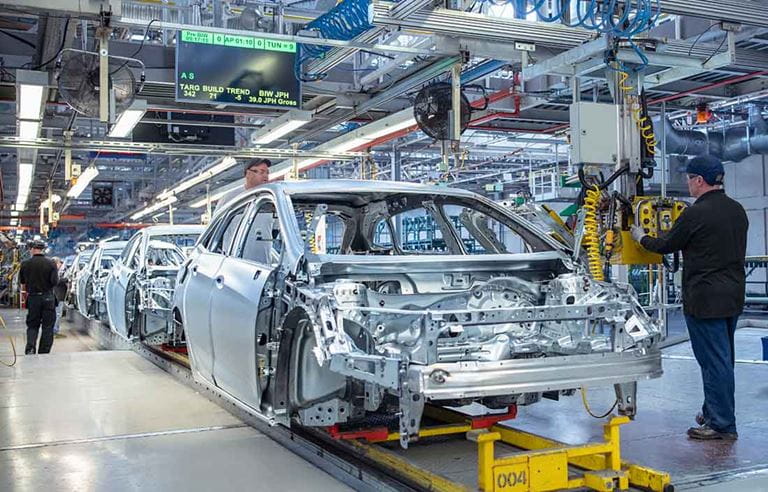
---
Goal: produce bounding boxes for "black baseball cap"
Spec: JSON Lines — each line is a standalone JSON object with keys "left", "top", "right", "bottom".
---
{"left": 244, "top": 158, "right": 272, "bottom": 173}
{"left": 28, "top": 240, "right": 47, "bottom": 250}
{"left": 686, "top": 155, "right": 724, "bottom": 186}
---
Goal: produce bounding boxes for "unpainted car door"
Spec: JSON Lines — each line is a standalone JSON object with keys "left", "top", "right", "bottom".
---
{"left": 181, "top": 202, "right": 250, "bottom": 384}
{"left": 209, "top": 197, "right": 281, "bottom": 411}
{"left": 107, "top": 234, "right": 142, "bottom": 336}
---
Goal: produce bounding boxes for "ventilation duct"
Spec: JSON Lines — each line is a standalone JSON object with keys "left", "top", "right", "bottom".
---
{"left": 654, "top": 107, "right": 768, "bottom": 162}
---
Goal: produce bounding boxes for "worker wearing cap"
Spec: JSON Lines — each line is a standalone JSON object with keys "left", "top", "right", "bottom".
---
{"left": 214, "top": 158, "right": 272, "bottom": 215}
{"left": 19, "top": 240, "right": 59, "bottom": 354}
{"left": 631, "top": 155, "right": 748, "bottom": 441}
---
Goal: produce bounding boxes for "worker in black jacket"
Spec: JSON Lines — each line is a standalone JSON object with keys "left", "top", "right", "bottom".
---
{"left": 19, "top": 240, "right": 59, "bottom": 354}
{"left": 631, "top": 155, "right": 748, "bottom": 441}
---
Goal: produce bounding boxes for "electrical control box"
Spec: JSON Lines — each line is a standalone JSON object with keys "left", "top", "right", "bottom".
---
{"left": 570, "top": 102, "right": 621, "bottom": 165}
{"left": 614, "top": 196, "right": 688, "bottom": 265}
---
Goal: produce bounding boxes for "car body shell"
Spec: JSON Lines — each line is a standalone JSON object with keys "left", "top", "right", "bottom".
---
{"left": 105, "top": 225, "right": 203, "bottom": 340}
{"left": 65, "top": 249, "right": 95, "bottom": 309}
{"left": 76, "top": 240, "right": 127, "bottom": 319}
{"left": 173, "top": 180, "right": 664, "bottom": 447}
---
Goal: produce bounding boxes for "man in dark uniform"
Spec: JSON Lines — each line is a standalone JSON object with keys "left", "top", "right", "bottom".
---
{"left": 19, "top": 240, "right": 59, "bottom": 354}
{"left": 631, "top": 155, "right": 748, "bottom": 440}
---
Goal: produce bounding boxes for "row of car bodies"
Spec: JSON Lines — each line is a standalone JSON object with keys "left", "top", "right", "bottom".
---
{"left": 69, "top": 225, "right": 204, "bottom": 346}
{"left": 68, "top": 181, "right": 664, "bottom": 449}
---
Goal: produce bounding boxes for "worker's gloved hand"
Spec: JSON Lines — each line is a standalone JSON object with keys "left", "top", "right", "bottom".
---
{"left": 630, "top": 225, "right": 646, "bottom": 244}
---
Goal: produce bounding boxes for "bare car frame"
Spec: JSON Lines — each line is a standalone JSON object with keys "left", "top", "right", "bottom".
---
{"left": 175, "top": 181, "right": 662, "bottom": 448}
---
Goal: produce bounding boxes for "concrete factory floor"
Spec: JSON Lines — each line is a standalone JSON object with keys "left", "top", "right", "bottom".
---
{"left": 0, "top": 309, "right": 350, "bottom": 492}
{"left": 1, "top": 307, "right": 767, "bottom": 491}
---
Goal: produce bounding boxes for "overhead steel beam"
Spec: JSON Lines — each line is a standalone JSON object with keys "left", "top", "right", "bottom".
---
{"left": 304, "top": 0, "right": 436, "bottom": 76}
{"left": 372, "top": 2, "right": 768, "bottom": 74}
{"left": 0, "top": 136, "right": 363, "bottom": 160}
{"left": 625, "top": 0, "right": 768, "bottom": 28}
{"left": 301, "top": 55, "right": 462, "bottom": 140}
{"left": 372, "top": 3, "right": 596, "bottom": 49}
{"left": 115, "top": 18, "right": 457, "bottom": 57}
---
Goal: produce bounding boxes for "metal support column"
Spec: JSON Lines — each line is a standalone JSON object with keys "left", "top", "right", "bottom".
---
{"left": 98, "top": 31, "right": 109, "bottom": 123}
{"left": 660, "top": 102, "right": 669, "bottom": 338}
{"left": 451, "top": 62, "right": 462, "bottom": 141}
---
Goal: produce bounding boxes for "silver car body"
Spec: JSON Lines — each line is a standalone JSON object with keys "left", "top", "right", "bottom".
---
{"left": 66, "top": 249, "right": 95, "bottom": 309}
{"left": 174, "top": 181, "right": 663, "bottom": 447}
{"left": 76, "top": 241, "right": 127, "bottom": 319}
{"left": 106, "top": 225, "right": 203, "bottom": 340}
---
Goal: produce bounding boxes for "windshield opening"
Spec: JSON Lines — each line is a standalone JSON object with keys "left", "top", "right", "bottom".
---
{"left": 291, "top": 192, "right": 553, "bottom": 256}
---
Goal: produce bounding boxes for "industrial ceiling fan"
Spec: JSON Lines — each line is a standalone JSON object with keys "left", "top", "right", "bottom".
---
{"left": 413, "top": 82, "right": 472, "bottom": 141}
{"left": 55, "top": 48, "right": 145, "bottom": 121}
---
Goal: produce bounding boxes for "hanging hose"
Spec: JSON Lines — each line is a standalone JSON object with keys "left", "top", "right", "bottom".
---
{"left": 0, "top": 314, "right": 17, "bottom": 368}
{"left": 295, "top": 0, "right": 374, "bottom": 81}
{"left": 617, "top": 68, "right": 658, "bottom": 157}
{"left": 582, "top": 185, "right": 604, "bottom": 282}
{"left": 305, "top": 212, "right": 318, "bottom": 253}
{"left": 580, "top": 387, "right": 619, "bottom": 419}
{"left": 577, "top": 164, "right": 628, "bottom": 191}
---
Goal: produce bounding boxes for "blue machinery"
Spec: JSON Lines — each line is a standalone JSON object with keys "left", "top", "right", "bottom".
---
{"left": 295, "top": 0, "right": 662, "bottom": 80}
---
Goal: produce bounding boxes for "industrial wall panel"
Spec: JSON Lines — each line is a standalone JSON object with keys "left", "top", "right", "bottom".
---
{"left": 725, "top": 155, "right": 767, "bottom": 291}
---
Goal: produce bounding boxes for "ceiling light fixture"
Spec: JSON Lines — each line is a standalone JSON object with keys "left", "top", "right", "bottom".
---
{"left": 15, "top": 162, "right": 34, "bottom": 211}
{"left": 40, "top": 194, "right": 62, "bottom": 209}
{"left": 16, "top": 70, "right": 47, "bottom": 123}
{"left": 18, "top": 120, "right": 41, "bottom": 140}
{"left": 131, "top": 196, "right": 178, "bottom": 221}
{"left": 108, "top": 99, "right": 147, "bottom": 138}
{"left": 189, "top": 188, "right": 230, "bottom": 209}
{"left": 157, "top": 156, "right": 237, "bottom": 201}
{"left": 67, "top": 165, "right": 100, "bottom": 198}
{"left": 251, "top": 109, "right": 313, "bottom": 145}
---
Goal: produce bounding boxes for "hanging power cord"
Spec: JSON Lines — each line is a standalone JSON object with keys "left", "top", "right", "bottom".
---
{"left": 580, "top": 387, "right": 619, "bottom": 419}
{"left": 0, "top": 314, "right": 17, "bottom": 368}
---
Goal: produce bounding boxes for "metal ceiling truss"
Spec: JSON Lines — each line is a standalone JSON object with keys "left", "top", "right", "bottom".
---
{"left": 0, "top": 136, "right": 364, "bottom": 160}
{"left": 115, "top": 17, "right": 458, "bottom": 57}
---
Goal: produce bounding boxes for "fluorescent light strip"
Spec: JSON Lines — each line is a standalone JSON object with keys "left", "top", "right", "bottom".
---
{"left": 189, "top": 188, "right": 230, "bottom": 209}
{"left": 251, "top": 109, "right": 313, "bottom": 145}
{"left": 108, "top": 100, "right": 147, "bottom": 138}
{"left": 131, "top": 196, "right": 178, "bottom": 221}
{"left": 18, "top": 120, "right": 41, "bottom": 140}
{"left": 15, "top": 162, "right": 34, "bottom": 211}
{"left": 356, "top": 117, "right": 417, "bottom": 141}
{"left": 157, "top": 156, "right": 237, "bottom": 201}
{"left": 67, "top": 166, "right": 100, "bottom": 198}
{"left": 18, "top": 84, "right": 45, "bottom": 120}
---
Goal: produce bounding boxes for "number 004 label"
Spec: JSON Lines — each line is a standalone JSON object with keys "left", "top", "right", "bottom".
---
{"left": 494, "top": 465, "right": 528, "bottom": 491}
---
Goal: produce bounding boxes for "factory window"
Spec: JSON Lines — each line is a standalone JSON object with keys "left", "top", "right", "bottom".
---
{"left": 241, "top": 200, "right": 283, "bottom": 266}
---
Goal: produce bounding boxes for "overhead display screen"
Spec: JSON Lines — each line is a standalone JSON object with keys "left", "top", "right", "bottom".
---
{"left": 175, "top": 29, "right": 301, "bottom": 109}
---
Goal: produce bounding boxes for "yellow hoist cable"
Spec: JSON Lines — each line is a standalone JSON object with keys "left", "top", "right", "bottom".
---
{"left": 582, "top": 186, "right": 605, "bottom": 281}
{"left": 0, "top": 314, "right": 17, "bottom": 368}
{"left": 617, "top": 68, "right": 657, "bottom": 156}
{"left": 305, "top": 212, "right": 318, "bottom": 254}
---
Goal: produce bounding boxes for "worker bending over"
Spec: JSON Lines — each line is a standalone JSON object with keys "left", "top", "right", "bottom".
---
{"left": 631, "top": 155, "right": 748, "bottom": 441}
